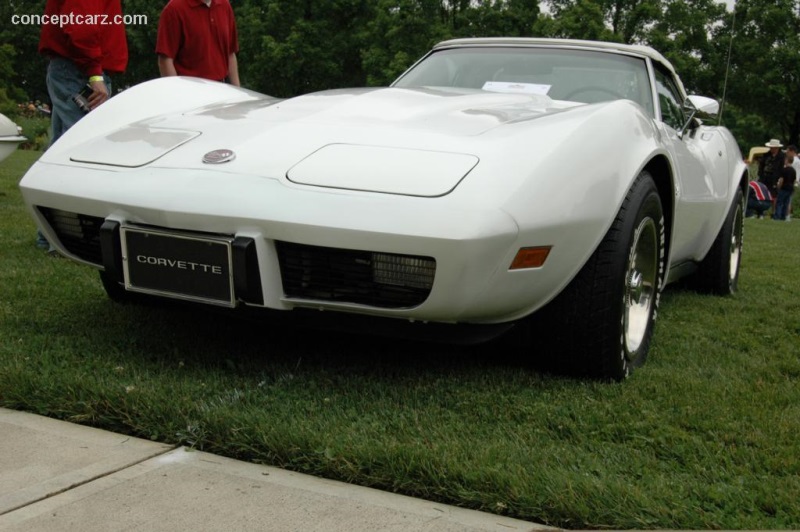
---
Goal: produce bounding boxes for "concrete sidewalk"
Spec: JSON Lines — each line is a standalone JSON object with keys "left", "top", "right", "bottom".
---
{"left": 0, "top": 408, "right": 552, "bottom": 531}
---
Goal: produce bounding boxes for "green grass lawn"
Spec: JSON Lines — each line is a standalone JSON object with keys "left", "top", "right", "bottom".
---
{"left": 1, "top": 150, "right": 799, "bottom": 529}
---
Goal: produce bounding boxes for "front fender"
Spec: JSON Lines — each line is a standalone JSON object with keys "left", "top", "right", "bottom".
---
{"left": 473, "top": 100, "right": 665, "bottom": 316}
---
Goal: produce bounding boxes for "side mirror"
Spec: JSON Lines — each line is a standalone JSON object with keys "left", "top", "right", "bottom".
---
{"left": 684, "top": 95, "right": 719, "bottom": 117}
{"left": 679, "top": 95, "right": 719, "bottom": 138}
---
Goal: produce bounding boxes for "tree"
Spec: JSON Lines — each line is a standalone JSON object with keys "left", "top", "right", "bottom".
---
{"left": 714, "top": 0, "right": 800, "bottom": 146}
{"left": 0, "top": 0, "right": 48, "bottom": 103}
{"left": 644, "top": 0, "right": 727, "bottom": 96}
{"left": 543, "top": 0, "right": 618, "bottom": 40}
{"left": 546, "top": 0, "right": 661, "bottom": 42}
{"left": 454, "top": 0, "right": 541, "bottom": 37}
{"left": 113, "top": 0, "right": 163, "bottom": 92}
{"left": 361, "top": 0, "right": 450, "bottom": 86}
{"left": 238, "top": 0, "right": 375, "bottom": 96}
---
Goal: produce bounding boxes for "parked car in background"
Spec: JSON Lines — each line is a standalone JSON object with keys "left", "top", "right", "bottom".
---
{"left": 747, "top": 146, "right": 768, "bottom": 164}
{"left": 19, "top": 38, "right": 747, "bottom": 380}
{"left": 0, "top": 113, "right": 26, "bottom": 163}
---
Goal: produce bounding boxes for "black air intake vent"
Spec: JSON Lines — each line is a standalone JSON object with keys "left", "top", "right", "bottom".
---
{"left": 39, "top": 207, "right": 104, "bottom": 265}
{"left": 276, "top": 241, "right": 435, "bottom": 309}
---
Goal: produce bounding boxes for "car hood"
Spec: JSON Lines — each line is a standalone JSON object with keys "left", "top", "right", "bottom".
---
{"left": 191, "top": 86, "right": 575, "bottom": 136}
{"left": 59, "top": 87, "right": 592, "bottom": 197}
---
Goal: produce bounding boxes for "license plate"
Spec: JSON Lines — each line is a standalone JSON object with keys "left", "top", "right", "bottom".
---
{"left": 121, "top": 227, "right": 235, "bottom": 307}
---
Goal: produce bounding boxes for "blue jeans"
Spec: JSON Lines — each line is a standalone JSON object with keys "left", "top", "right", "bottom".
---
{"left": 774, "top": 189, "right": 793, "bottom": 220}
{"left": 46, "top": 57, "right": 111, "bottom": 146}
{"left": 746, "top": 199, "right": 771, "bottom": 218}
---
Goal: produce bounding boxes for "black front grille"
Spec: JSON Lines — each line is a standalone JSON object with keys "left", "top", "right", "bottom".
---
{"left": 39, "top": 207, "right": 104, "bottom": 265}
{"left": 276, "top": 241, "right": 435, "bottom": 309}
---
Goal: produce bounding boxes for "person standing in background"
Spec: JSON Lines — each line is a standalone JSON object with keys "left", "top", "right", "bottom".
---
{"left": 155, "top": 0, "right": 240, "bottom": 86}
{"left": 39, "top": 0, "right": 128, "bottom": 144}
{"left": 785, "top": 145, "right": 800, "bottom": 220}
{"left": 758, "top": 139, "right": 785, "bottom": 214}
{"left": 773, "top": 154, "right": 796, "bottom": 221}
{"left": 36, "top": 0, "right": 128, "bottom": 251}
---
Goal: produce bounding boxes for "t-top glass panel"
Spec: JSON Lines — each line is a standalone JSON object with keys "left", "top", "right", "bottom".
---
{"left": 394, "top": 47, "right": 654, "bottom": 117}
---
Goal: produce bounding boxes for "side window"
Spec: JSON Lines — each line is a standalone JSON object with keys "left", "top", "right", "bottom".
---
{"left": 654, "top": 68, "right": 685, "bottom": 130}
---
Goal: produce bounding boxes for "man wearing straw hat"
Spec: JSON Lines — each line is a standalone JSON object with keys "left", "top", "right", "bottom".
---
{"left": 758, "top": 138, "right": 785, "bottom": 213}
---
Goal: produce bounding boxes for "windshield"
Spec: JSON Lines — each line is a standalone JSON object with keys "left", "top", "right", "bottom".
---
{"left": 393, "top": 47, "right": 654, "bottom": 117}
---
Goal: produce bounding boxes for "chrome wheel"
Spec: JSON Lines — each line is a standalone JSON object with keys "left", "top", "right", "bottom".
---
{"left": 528, "top": 171, "right": 663, "bottom": 380}
{"left": 624, "top": 217, "right": 658, "bottom": 354}
{"left": 728, "top": 202, "right": 743, "bottom": 285}
{"left": 694, "top": 187, "right": 744, "bottom": 295}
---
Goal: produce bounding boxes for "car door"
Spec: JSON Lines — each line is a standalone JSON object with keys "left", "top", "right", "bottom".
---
{"left": 653, "top": 66, "right": 728, "bottom": 263}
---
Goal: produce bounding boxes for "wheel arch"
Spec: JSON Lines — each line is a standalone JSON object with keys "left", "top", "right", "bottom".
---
{"left": 642, "top": 154, "right": 674, "bottom": 269}
{"left": 737, "top": 169, "right": 749, "bottom": 205}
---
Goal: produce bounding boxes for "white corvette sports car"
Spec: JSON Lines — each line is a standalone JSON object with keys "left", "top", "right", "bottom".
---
{"left": 20, "top": 38, "right": 747, "bottom": 379}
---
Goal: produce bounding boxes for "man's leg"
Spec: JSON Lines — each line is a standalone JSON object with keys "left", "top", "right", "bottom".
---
{"left": 775, "top": 191, "right": 789, "bottom": 220}
{"left": 46, "top": 57, "right": 86, "bottom": 146}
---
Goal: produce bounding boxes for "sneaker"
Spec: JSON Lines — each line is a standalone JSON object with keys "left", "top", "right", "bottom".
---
{"left": 35, "top": 233, "right": 49, "bottom": 249}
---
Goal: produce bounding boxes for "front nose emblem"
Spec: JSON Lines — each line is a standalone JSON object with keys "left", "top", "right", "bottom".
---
{"left": 202, "top": 149, "right": 236, "bottom": 164}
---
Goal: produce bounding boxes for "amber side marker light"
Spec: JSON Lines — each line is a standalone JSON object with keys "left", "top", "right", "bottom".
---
{"left": 509, "top": 246, "right": 552, "bottom": 270}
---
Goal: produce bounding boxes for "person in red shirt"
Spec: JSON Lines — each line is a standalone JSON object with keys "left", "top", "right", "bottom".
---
{"left": 155, "top": 0, "right": 240, "bottom": 86}
{"left": 38, "top": 0, "right": 128, "bottom": 142}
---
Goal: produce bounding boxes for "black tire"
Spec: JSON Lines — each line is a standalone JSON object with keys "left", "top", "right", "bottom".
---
{"left": 528, "top": 171, "right": 665, "bottom": 380}
{"left": 692, "top": 187, "right": 744, "bottom": 295}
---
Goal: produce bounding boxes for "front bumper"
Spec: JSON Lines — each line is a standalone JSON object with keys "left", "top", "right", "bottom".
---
{"left": 21, "top": 162, "right": 569, "bottom": 324}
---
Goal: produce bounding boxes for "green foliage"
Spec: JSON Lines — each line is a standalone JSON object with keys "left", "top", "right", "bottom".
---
{"left": 452, "top": 0, "right": 541, "bottom": 38}
{"left": 645, "top": 0, "right": 727, "bottom": 94}
{"left": 548, "top": 0, "right": 661, "bottom": 43}
{"left": 13, "top": 115, "right": 51, "bottom": 150}
{"left": 1, "top": 151, "right": 799, "bottom": 529}
{"left": 715, "top": 0, "right": 800, "bottom": 144}
{"left": 0, "top": 44, "right": 28, "bottom": 109}
{"left": 717, "top": 103, "right": 771, "bottom": 156}
{"left": 546, "top": 0, "right": 618, "bottom": 41}
{"left": 0, "top": 43, "right": 15, "bottom": 78}
{"left": 0, "top": 88, "right": 17, "bottom": 117}
{"left": 362, "top": 0, "right": 452, "bottom": 86}
{"left": 111, "top": 0, "right": 164, "bottom": 91}
{"left": 237, "top": 0, "right": 375, "bottom": 96}
{"left": 0, "top": 0, "right": 47, "bottom": 102}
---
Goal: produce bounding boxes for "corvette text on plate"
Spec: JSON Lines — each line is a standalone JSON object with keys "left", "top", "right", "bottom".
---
{"left": 134, "top": 255, "right": 224, "bottom": 275}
